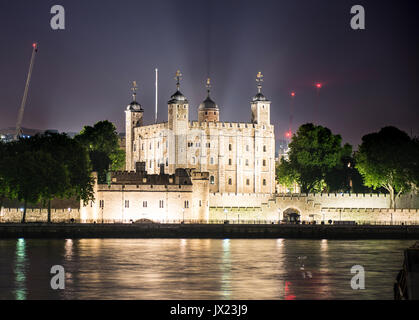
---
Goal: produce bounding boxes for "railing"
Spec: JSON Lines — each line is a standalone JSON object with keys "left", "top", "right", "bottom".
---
{"left": 2, "top": 218, "right": 419, "bottom": 226}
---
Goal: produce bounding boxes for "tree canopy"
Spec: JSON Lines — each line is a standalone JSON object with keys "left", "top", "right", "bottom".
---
{"left": 277, "top": 123, "right": 353, "bottom": 193}
{"left": 0, "top": 133, "right": 94, "bottom": 223}
{"left": 355, "top": 126, "right": 419, "bottom": 208}
{"left": 75, "top": 120, "right": 125, "bottom": 183}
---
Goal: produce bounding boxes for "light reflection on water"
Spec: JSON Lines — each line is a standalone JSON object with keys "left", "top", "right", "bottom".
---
{"left": 0, "top": 239, "right": 415, "bottom": 300}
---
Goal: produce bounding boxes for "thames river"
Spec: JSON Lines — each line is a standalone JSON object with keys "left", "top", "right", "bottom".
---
{"left": 0, "top": 239, "right": 414, "bottom": 300}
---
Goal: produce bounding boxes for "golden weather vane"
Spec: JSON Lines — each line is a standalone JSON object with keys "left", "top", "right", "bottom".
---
{"left": 206, "top": 78, "right": 211, "bottom": 92}
{"left": 256, "top": 72, "right": 264, "bottom": 93}
{"left": 175, "top": 70, "right": 182, "bottom": 90}
{"left": 131, "top": 81, "right": 138, "bottom": 101}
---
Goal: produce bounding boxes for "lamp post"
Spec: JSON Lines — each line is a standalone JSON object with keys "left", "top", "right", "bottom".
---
{"left": 224, "top": 208, "right": 228, "bottom": 222}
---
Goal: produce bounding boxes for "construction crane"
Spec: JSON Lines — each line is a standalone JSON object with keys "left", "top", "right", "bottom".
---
{"left": 14, "top": 42, "right": 38, "bottom": 140}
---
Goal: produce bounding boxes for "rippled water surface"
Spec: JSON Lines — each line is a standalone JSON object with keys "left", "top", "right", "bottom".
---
{"left": 0, "top": 239, "right": 415, "bottom": 300}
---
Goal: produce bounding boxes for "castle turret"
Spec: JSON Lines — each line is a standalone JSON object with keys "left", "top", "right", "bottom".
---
{"left": 125, "top": 81, "right": 144, "bottom": 171}
{"left": 167, "top": 70, "right": 189, "bottom": 172}
{"left": 251, "top": 72, "right": 271, "bottom": 125}
{"left": 198, "top": 78, "right": 219, "bottom": 123}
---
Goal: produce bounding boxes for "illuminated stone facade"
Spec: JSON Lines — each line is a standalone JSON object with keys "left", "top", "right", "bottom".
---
{"left": 80, "top": 168, "right": 209, "bottom": 222}
{"left": 125, "top": 72, "right": 276, "bottom": 195}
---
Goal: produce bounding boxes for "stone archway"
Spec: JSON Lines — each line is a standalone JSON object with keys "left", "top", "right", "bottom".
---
{"left": 283, "top": 208, "right": 301, "bottom": 223}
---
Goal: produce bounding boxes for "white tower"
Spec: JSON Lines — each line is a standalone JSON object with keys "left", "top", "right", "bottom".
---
{"left": 251, "top": 72, "right": 271, "bottom": 125}
{"left": 167, "top": 70, "right": 189, "bottom": 173}
{"left": 125, "top": 81, "right": 144, "bottom": 171}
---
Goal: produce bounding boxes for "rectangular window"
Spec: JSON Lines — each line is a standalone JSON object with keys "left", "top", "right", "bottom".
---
{"left": 228, "top": 159, "right": 232, "bottom": 165}
{"left": 184, "top": 200, "right": 189, "bottom": 208}
{"left": 159, "top": 200, "right": 164, "bottom": 208}
{"left": 125, "top": 200, "right": 129, "bottom": 208}
{"left": 246, "top": 179, "right": 250, "bottom": 186}
{"left": 143, "top": 201, "right": 147, "bottom": 208}
{"left": 99, "top": 200, "right": 104, "bottom": 208}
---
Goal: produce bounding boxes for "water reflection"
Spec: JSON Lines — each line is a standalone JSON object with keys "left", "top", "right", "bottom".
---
{"left": 220, "top": 239, "right": 231, "bottom": 299}
{"left": 14, "top": 238, "right": 27, "bottom": 300}
{"left": 0, "top": 239, "right": 414, "bottom": 300}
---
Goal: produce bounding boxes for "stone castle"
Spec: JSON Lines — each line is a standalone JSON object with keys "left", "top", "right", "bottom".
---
{"left": 1, "top": 71, "right": 418, "bottom": 224}
{"left": 125, "top": 71, "right": 275, "bottom": 195}
{"left": 75, "top": 70, "right": 419, "bottom": 224}
{"left": 79, "top": 71, "right": 276, "bottom": 222}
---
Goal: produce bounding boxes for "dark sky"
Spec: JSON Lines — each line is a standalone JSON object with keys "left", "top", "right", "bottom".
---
{"left": 0, "top": 0, "right": 418, "bottom": 148}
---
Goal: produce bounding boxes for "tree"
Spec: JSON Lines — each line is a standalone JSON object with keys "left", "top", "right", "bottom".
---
{"left": 0, "top": 133, "right": 94, "bottom": 223}
{"left": 75, "top": 121, "right": 125, "bottom": 183}
{"left": 2, "top": 148, "right": 45, "bottom": 223}
{"left": 276, "top": 123, "right": 352, "bottom": 193}
{"left": 0, "top": 141, "right": 12, "bottom": 211}
{"left": 355, "top": 126, "right": 419, "bottom": 209}
{"left": 27, "top": 132, "right": 95, "bottom": 222}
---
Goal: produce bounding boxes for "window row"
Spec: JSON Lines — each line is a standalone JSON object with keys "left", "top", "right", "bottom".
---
{"left": 95, "top": 200, "right": 204, "bottom": 209}
{"left": 209, "top": 177, "right": 268, "bottom": 186}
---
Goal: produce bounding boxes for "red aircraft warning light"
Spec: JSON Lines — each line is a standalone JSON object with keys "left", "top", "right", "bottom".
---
{"left": 291, "top": 92, "right": 295, "bottom": 97}
{"left": 316, "top": 83, "right": 322, "bottom": 89}
{"left": 285, "top": 131, "right": 292, "bottom": 138}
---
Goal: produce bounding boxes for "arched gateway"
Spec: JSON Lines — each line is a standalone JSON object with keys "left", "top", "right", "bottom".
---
{"left": 282, "top": 208, "right": 301, "bottom": 223}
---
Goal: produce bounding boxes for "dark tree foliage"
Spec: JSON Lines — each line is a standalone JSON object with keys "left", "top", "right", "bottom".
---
{"left": 75, "top": 121, "right": 125, "bottom": 183}
{"left": 0, "top": 133, "right": 94, "bottom": 223}
{"left": 277, "top": 123, "right": 353, "bottom": 193}
{"left": 355, "top": 126, "right": 419, "bottom": 209}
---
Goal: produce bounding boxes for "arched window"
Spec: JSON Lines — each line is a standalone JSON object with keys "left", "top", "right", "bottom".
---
{"left": 263, "top": 179, "right": 266, "bottom": 186}
{"left": 210, "top": 157, "right": 214, "bottom": 165}
{"left": 228, "top": 178, "right": 232, "bottom": 185}
{"left": 263, "top": 159, "right": 266, "bottom": 166}
{"left": 192, "top": 157, "right": 196, "bottom": 164}
{"left": 210, "top": 176, "right": 215, "bottom": 185}
{"left": 263, "top": 145, "right": 266, "bottom": 152}
{"left": 229, "top": 144, "right": 232, "bottom": 151}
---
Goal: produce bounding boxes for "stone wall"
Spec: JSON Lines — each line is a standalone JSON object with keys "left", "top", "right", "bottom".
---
{"left": 0, "top": 208, "right": 80, "bottom": 223}
{"left": 209, "top": 192, "right": 272, "bottom": 208}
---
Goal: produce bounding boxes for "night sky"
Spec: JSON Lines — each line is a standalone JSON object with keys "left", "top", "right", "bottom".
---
{"left": 0, "top": 0, "right": 418, "bottom": 148}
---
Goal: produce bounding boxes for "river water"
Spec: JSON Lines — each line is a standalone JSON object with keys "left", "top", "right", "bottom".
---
{"left": 0, "top": 239, "right": 414, "bottom": 300}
